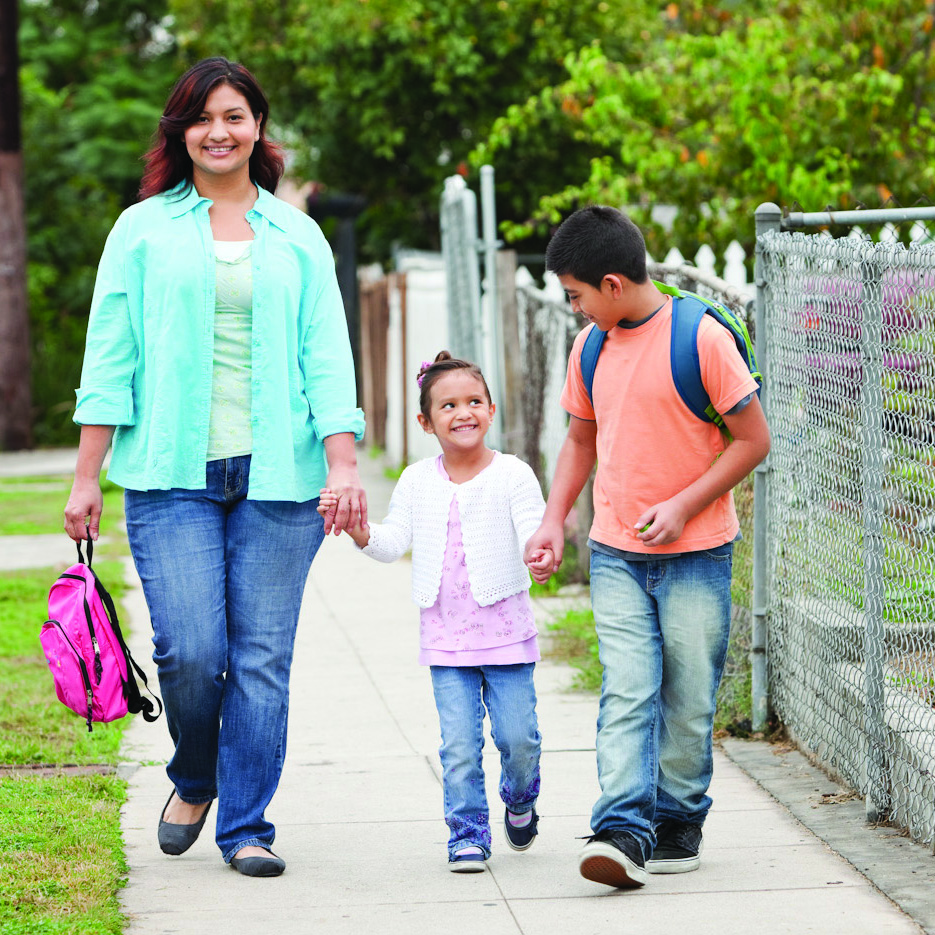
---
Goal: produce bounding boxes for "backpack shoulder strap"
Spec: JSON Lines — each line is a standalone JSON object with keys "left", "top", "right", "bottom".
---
{"left": 579, "top": 323, "right": 609, "bottom": 407}
{"left": 669, "top": 294, "right": 723, "bottom": 425}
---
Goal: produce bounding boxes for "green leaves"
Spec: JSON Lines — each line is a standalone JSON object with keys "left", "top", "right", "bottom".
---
{"left": 20, "top": 2, "right": 175, "bottom": 444}
{"left": 475, "top": 1, "right": 935, "bottom": 259}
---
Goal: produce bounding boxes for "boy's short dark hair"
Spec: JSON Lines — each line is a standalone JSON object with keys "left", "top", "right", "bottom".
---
{"left": 545, "top": 205, "right": 648, "bottom": 289}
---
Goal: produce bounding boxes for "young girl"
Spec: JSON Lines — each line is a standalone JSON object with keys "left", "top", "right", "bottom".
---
{"left": 319, "top": 352, "right": 553, "bottom": 872}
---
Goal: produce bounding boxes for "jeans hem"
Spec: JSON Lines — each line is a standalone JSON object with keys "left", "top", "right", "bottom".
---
{"left": 503, "top": 801, "right": 536, "bottom": 815}
{"left": 222, "top": 837, "right": 275, "bottom": 864}
{"left": 174, "top": 790, "right": 215, "bottom": 806}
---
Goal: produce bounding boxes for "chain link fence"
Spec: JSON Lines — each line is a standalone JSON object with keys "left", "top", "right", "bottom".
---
{"left": 757, "top": 208, "right": 935, "bottom": 845}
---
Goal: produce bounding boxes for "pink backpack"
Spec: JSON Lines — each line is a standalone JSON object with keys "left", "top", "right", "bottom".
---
{"left": 40, "top": 535, "right": 161, "bottom": 731}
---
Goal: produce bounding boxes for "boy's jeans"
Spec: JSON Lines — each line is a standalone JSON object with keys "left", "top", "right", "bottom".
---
{"left": 125, "top": 456, "right": 325, "bottom": 862}
{"left": 588, "top": 543, "right": 733, "bottom": 858}
{"left": 430, "top": 663, "right": 541, "bottom": 859}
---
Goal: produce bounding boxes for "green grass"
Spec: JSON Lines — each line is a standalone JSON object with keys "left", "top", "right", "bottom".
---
{"left": 0, "top": 774, "right": 127, "bottom": 934}
{"left": 0, "top": 477, "right": 131, "bottom": 933}
{"left": 0, "top": 476, "right": 124, "bottom": 537}
{"left": 0, "top": 565, "right": 127, "bottom": 765}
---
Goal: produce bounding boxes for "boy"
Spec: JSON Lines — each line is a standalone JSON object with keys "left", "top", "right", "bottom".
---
{"left": 524, "top": 206, "right": 770, "bottom": 889}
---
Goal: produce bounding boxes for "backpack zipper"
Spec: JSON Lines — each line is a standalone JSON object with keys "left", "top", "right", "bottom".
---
{"left": 46, "top": 619, "right": 95, "bottom": 731}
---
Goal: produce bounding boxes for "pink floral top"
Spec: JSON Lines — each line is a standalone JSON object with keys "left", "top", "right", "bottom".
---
{"left": 418, "top": 457, "right": 539, "bottom": 667}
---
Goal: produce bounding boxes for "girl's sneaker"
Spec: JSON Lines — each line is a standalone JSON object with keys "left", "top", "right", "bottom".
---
{"left": 448, "top": 847, "right": 487, "bottom": 873}
{"left": 504, "top": 807, "right": 539, "bottom": 850}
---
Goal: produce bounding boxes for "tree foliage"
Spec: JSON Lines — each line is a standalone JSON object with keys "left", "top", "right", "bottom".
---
{"left": 20, "top": 1, "right": 175, "bottom": 444}
{"left": 472, "top": 0, "right": 935, "bottom": 260}
{"left": 168, "top": 0, "right": 641, "bottom": 258}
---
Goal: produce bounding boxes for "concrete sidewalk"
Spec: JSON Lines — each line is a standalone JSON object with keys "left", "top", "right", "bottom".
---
{"left": 0, "top": 450, "right": 928, "bottom": 933}
{"left": 112, "top": 453, "right": 923, "bottom": 935}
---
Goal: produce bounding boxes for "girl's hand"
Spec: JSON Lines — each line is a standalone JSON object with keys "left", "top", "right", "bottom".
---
{"left": 526, "top": 547, "right": 555, "bottom": 585}
{"left": 524, "top": 522, "right": 564, "bottom": 573}
{"left": 64, "top": 478, "right": 104, "bottom": 542}
{"left": 317, "top": 487, "right": 338, "bottom": 525}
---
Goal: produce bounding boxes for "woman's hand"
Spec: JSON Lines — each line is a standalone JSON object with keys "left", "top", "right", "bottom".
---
{"left": 64, "top": 477, "right": 104, "bottom": 542}
{"left": 322, "top": 433, "right": 368, "bottom": 536}
{"left": 323, "top": 464, "right": 368, "bottom": 536}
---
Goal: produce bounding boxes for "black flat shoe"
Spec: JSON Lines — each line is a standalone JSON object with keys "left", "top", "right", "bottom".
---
{"left": 229, "top": 851, "right": 286, "bottom": 877}
{"left": 157, "top": 790, "right": 212, "bottom": 856}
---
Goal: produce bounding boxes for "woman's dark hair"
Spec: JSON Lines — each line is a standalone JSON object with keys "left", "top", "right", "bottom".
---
{"left": 139, "top": 57, "right": 285, "bottom": 200}
{"left": 417, "top": 351, "right": 491, "bottom": 421}
{"left": 545, "top": 205, "right": 648, "bottom": 288}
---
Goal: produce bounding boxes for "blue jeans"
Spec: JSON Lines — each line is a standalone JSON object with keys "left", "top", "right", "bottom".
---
{"left": 125, "top": 456, "right": 325, "bottom": 862}
{"left": 588, "top": 544, "right": 733, "bottom": 858}
{"left": 429, "top": 664, "right": 541, "bottom": 859}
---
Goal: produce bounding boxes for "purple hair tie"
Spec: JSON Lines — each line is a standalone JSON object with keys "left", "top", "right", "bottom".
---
{"left": 417, "top": 360, "right": 434, "bottom": 387}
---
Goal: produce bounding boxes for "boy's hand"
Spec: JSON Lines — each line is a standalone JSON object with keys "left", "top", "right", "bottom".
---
{"left": 634, "top": 497, "right": 690, "bottom": 547}
{"left": 526, "top": 547, "right": 555, "bottom": 585}
{"left": 524, "top": 521, "right": 565, "bottom": 573}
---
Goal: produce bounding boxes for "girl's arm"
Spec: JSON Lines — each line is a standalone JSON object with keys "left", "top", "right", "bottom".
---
{"left": 321, "top": 466, "right": 416, "bottom": 562}
{"left": 508, "top": 458, "right": 549, "bottom": 554}
{"left": 509, "top": 460, "right": 555, "bottom": 583}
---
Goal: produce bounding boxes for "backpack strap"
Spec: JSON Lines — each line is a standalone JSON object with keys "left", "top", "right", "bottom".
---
{"left": 669, "top": 294, "right": 724, "bottom": 427}
{"left": 580, "top": 323, "right": 609, "bottom": 407}
{"left": 90, "top": 569, "right": 163, "bottom": 723}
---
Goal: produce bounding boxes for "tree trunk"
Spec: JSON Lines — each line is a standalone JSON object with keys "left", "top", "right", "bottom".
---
{"left": 0, "top": 0, "right": 33, "bottom": 449}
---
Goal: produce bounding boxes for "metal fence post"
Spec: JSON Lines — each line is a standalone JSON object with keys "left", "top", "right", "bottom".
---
{"left": 440, "top": 175, "right": 482, "bottom": 364}
{"left": 752, "top": 202, "right": 782, "bottom": 733}
{"left": 859, "top": 246, "right": 888, "bottom": 823}
{"left": 479, "top": 165, "right": 503, "bottom": 449}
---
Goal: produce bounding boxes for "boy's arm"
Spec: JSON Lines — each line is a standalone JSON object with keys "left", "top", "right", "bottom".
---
{"left": 635, "top": 395, "right": 770, "bottom": 547}
{"left": 523, "top": 415, "right": 597, "bottom": 571}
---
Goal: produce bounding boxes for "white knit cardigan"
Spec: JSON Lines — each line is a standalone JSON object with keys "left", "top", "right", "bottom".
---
{"left": 360, "top": 452, "right": 546, "bottom": 607}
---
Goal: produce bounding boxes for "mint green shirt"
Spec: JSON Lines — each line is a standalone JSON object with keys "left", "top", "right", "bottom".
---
{"left": 207, "top": 243, "right": 253, "bottom": 460}
{"left": 75, "top": 183, "right": 365, "bottom": 501}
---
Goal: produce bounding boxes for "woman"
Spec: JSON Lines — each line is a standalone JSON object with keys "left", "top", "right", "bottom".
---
{"left": 64, "top": 57, "right": 366, "bottom": 877}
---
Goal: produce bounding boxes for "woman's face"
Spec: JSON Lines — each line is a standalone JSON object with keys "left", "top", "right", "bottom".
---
{"left": 184, "top": 83, "right": 260, "bottom": 184}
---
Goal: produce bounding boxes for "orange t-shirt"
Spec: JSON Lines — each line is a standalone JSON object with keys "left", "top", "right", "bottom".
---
{"left": 560, "top": 299, "right": 759, "bottom": 554}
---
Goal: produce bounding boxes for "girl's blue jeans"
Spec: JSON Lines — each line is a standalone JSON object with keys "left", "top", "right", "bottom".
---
{"left": 588, "top": 542, "right": 733, "bottom": 859}
{"left": 429, "top": 663, "right": 541, "bottom": 859}
{"left": 125, "top": 455, "right": 325, "bottom": 862}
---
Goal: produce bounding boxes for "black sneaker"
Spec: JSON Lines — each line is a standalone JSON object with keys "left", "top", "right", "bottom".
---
{"left": 504, "top": 807, "right": 539, "bottom": 851}
{"left": 646, "top": 820, "right": 703, "bottom": 873}
{"left": 579, "top": 828, "right": 647, "bottom": 888}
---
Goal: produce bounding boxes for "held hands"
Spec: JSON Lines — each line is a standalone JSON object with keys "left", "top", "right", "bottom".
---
{"left": 525, "top": 547, "right": 555, "bottom": 585}
{"left": 523, "top": 520, "right": 565, "bottom": 585}
{"left": 322, "top": 463, "right": 368, "bottom": 536}
{"left": 318, "top": 487, "right": 370, "bottom": 548}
